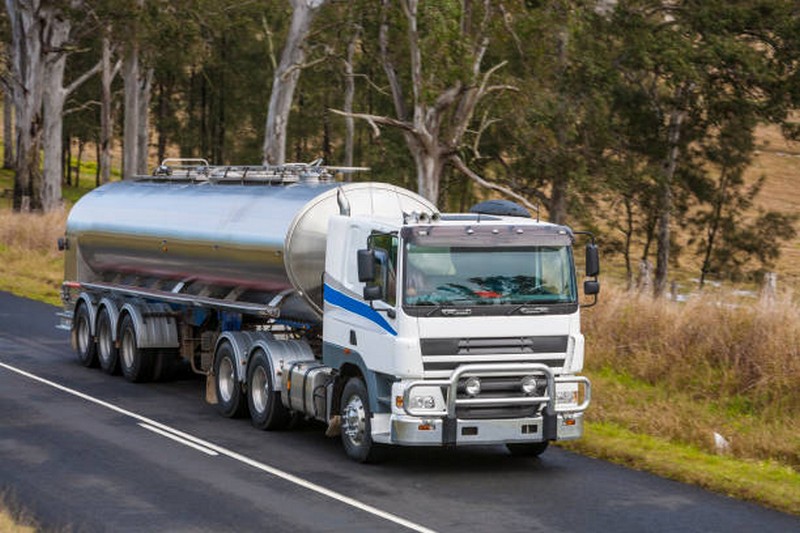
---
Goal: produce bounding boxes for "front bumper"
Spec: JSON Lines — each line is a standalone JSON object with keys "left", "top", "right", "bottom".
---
{"left": 388, "top": 363, "right": 590, "bottom": 446}
{"left": 390, "top": 411, "right": 584, "bottom": 446}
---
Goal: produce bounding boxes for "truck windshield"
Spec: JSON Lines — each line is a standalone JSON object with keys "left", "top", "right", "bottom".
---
{"left": 403, "top": 244, "right": 576, "bottom": 306}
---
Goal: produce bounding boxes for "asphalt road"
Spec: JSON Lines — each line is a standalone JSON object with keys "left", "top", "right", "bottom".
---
{"left": 0, "top": 292, "right": 798, "bottom": 532}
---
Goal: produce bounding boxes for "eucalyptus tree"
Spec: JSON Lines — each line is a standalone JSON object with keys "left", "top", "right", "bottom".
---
{"left": 262, "top": 0, "right": 328, "bottom": 165}
{"left": 332, "top": 0, "right": 527, "bottom": 207}
{"left": 5, "top": 0, "right": 100, "bottom": 211}
{"left": 606, "top": 0, "right": 798, "bottom": 296}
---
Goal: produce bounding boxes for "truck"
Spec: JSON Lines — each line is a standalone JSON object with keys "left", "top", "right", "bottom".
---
{"left": 59, "top": 160, "right": 599, "bottom": 462}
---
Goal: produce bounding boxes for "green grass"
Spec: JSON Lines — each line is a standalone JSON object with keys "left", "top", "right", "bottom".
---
{"left": 559, "top": 421, "right": 800, "bottom": 516}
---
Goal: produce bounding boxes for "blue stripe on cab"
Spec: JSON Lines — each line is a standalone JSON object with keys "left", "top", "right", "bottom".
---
{"left": 323, "top": 284, "right": 397, "bottom": 336}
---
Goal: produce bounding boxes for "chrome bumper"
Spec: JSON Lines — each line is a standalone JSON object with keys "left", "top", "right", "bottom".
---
{"left": 390, "top": 412, "right": 584, "bottom": 446}
{"left": 391, "top": 363, "right": 590, "bottom": 446}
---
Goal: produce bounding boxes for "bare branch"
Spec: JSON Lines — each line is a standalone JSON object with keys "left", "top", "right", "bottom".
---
{"left": 450, "top": 154, "right": 539, "bottom": 214}
{"left": 111, "top": 58, "right": 122, "bottom": 81}
{"left": 498, "top": 2, "right": 524, "bottom": 57}
{"left": 64, "top": 99, "right": 100, "bottom": 116}
{"left": 64, "top": 58, "right": 102, "bottom": 97}
{"left": 477, "top": 60, "right": 508, "bottom": 98}
{"left": 261, "top": 15, "right": 278, "bottom": 71}
{"left": 329, "top": 108, "right": 417, "bottom": 137}
{"left": 280, "top": 50, "right": 331, "bottom": 80}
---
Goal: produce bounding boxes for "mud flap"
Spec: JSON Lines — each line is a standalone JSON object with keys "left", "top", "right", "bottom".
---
{"left": 205, "top": 371, "right": 218, "bottom": 404}
{"left": 325, "top": 415, "right": 342, "bottom": 437}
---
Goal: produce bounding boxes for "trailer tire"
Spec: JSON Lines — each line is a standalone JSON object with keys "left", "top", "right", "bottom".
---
{"left": 340, "top": 377, "right": 385, "bottom": 463}
{"left": 214, "top": 342, "right": 248, "bottom": 418}
{"left": 247, "top": 349, "right": 291, "bottom": 430}
{"left": 506, "top": 441, "right": 549, "bottom": 458}
{"left": 96, "top": 308, "right": 119, "bottom": 375}
{"left": 74, "top": 303, "right": 98, "bottom": 368}
{"left": 119, "top": 314, "right": 153, "bottom": 383}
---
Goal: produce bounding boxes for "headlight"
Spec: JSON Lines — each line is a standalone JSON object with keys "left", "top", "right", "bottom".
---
{"left": 464, "top": 376, "right": 481, "bottom": 396}
{"left": 521, "top": 375, "right": 539, "bottom": 395}
{"left": 556, "top": 383, "right": 579, "bottom": 405}
{"left": 412, "top": 395, "right": 436, "bottom": 409}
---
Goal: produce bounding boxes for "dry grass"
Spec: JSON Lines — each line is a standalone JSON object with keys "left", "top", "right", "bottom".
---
{"left": 0, "top": 490, "right": 37, "bottom": 533}
{"left": 0, "top": 209, "right": 66, "bottom": 305}
{"left": 584, "top": 283, "right": 800, "bottom": 468}
{"left": 0, "top": 209, "right": 67, "bottom": 252}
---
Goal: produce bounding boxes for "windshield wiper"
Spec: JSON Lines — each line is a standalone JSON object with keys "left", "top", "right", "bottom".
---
{"left": 508, "top": 305, "right": 550, "bottom": 315}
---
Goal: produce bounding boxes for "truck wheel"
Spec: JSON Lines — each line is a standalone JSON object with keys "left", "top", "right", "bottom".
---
{"left": 340, "top": 377, "right": 385, "bottom": 463}
{"left": 74, "top": 303, "right": 98, "bottom": 368}
{"left": 119, "top": 314, "right": 153, "bottom": 383}
{"left": 96, "top": 308, "right": 119, "bottom": 375}
{"left": 247, "top": 349, "right": 291, "bottom": 430}
{"left": 214, "top": 342, "right": 247, "bottom": 418}
{"left": 506, "top": 441, "right": 549, "bottom": 458}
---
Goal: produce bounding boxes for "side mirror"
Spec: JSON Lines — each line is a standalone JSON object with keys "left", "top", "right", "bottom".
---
{"left": 357, "top": 249, "right": 376, "bottom": 282}
{"left": 585, "top": 243, "right": 600, "bottom": 277}
{"left": 584, "top": 280, "right": 600, "bottom": 296}
{"left": 363, "top": 284, "right": 384, "bottom": 301}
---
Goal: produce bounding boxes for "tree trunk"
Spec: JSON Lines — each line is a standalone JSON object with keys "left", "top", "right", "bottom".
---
{"left": 6, "top": 0, "right": 46, "bottom": 211}
{"left": 549, "top": 176, "right": 568, "bottom": 225}
{"left": 2, "top": 83, "right": 13, "bottom": 169}
{"left": 123, "top": 41, "right": 140, "bottom": 178}
{"left": 412, "top": 142, "right": 446, "bottom": 204}
{"left": 262, "top": 0, "right": 326, "bottom": 165}
{"left": 343, "top": 25, "right": 359, "bottom": 170}
{"left": 64, "top": 136, "right": 72, "bottom": 186}
{"left": 699, "top": 167, "right": 729, "bottom": 288}
{"left": 623, "top": 195, "right": 634, "bottom": 290}
{"left": 654, "top": 105, "right": 686, "bottom": 297}
{"left": 136, "top": 68, "right": 153, "bottom": 174}
{"left": 99, "top": 33, "right": 114, "bottom": 185}
{"left": 41, "top": 11, "right": 71, "bottom": 211}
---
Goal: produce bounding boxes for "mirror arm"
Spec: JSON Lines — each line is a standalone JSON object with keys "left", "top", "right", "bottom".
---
{"left": 580, "top": 293, "right": 598, "bottom": 309}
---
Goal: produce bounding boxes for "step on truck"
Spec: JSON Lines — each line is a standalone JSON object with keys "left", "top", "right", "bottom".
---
{"left": 59, "top": 160, "right": 599, "bottom": 462}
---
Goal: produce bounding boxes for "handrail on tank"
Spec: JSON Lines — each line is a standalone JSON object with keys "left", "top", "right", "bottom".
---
{"left": 142, "top": 159, "right": 370, "bottom": 184}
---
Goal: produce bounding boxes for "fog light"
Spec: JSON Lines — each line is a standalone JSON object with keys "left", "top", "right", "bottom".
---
{"left": 521, "top": 375, "right": 538, "bottom": 395}
{"left": 465, "top": 377, "right": 481, "bottom": 396}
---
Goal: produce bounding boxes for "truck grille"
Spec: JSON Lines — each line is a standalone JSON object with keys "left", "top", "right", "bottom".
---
{"left": 420, "top": 336, "right": 568, "bottom": 378}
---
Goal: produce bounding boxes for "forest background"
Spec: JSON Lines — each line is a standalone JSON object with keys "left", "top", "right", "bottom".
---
{"left": 1, "top": 0, "right": 799, "bottom": 516}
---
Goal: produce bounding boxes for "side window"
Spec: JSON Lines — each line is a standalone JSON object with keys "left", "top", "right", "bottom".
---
{"left": 369, "top": 233, "right": 398, "bottom": 306}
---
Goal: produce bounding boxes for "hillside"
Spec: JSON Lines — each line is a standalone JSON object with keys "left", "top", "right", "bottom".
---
{"left": 748, "top": 124, "right": 800, "bottom": 288}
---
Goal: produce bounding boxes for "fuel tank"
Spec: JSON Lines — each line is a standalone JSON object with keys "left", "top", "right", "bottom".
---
{"left": 65, "top": 179, "right": 435, "bottom": 321}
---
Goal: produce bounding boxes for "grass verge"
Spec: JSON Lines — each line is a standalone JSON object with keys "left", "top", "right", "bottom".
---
{"left": 0, "top": 491, "right": 37, "bottom": 533}
{"left": 558, "top": 421, "right": 800, "bottom": 516}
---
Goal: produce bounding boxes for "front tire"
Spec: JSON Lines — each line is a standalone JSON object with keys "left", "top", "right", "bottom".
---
{"left": 96, "top": 308, "right": 119, "bottom": 375}
{"left": 340, "top": 377, "right": 384, "bottom": 463}
{"left": 247, "top": 349, "right": 291, "bottom": 430}
{"left": 73, "top": 303, "right": 98, "bottom": 368}
{"left": 506, "top": 441, "right": 549, "bottom": 457}
{"left": 119, "top": 314, "right": 153, "bottom": 383}
{"left": 214, "top": 342, "right": 248, "bottom": 418}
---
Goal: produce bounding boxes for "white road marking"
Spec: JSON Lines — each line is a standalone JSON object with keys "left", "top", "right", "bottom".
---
{"left": 138, "top": 423, "right": 219, "bottom": 456}
{"left": 0, "top": 361, "right": 437, "bottom": 533}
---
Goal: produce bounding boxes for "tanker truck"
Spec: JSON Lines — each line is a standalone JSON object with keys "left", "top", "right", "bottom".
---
{"left": 58, "top": 160, "right": 598, "bottom": 463}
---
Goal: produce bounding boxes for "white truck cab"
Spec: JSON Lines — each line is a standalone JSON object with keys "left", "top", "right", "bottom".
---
{"left": 322, "top": 210, "right": 595, "bottom": 461}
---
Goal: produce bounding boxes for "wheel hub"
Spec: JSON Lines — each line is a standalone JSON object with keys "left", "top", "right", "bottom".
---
{"left": 218, "top": 357, "right": 235, "bottom": 403}
{"left": 251, "top": 366, "right": 269, "bottom": 413}
{"left": 342, "top": 395, "right": 366, "bottom": 445}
